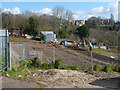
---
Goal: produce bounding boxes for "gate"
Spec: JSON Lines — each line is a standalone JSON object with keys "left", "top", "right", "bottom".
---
{"left": 0, "top": 30, "right": 9, "bottom": 71}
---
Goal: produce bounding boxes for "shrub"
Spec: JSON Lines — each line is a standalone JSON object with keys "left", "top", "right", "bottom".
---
{"left": 32, "top": 57, "right": 41, "bottom": 68}
{"left": 27, "top": 60, "right": 33, "bottom": 68}
{"left": 113, "top": 64, "right": 120, "bottom": 72}
{"left": 61, "top": 65, "right": 70, "bottom": 70}
{"left": 48, "top": 64, "right": 55, "bottom": 69}
{"left": 102, "top": 64, "right": 110, "bottom": 72}
{"left": 19, "top": 60, "right": 27, "bottom": 69}
{"left": 12, "top": 67, "right": 16, "bottom": 72}
{"left": 7, "top": 70, "right": 15, "bottom": 76}
{"left": 93, "top": 64, "right": 99, "bottom": 71}
{"left": 88, "top": 67, "right": 92, "bottom": 71}
{"left": 80, "top": 66, "right": 88, "bottom": 71}
{"left": 69, "top": 65, "right": 78, "bottom": 70}
{"left": 55, "top": 59, "right": 63, "bottom": 69}
{"left": 42, "top": 62, "right": 49, "bottom": 70}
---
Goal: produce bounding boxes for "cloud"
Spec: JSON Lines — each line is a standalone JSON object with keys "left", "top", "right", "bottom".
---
{"left": 76, "top": 11, "right": 85, "bottom": 15}
{"left": 3, "top": 7, "right": 21, "bottom": 14}
{"left": 82, "top": 14, "right": 93, "bottom": 19}
{"left": 73, "top": 2, "right": 118, "bottom": 20}
{"left": 3, "top": 8, "right": 11, "bottom": 13}
{"left": 32, "top": 8, "right": 53, "bottom": 15}
{"left": 12, "top": 7, "right": 21, "bottom": 14}
{"left": 72, "top": 14, "right": 79, "bottom": 19}
{"left": 89, "top": 6, "right": 105, "bottom": 15}
{"left": 107, "top": 2, "right": 118, "bottom": 15}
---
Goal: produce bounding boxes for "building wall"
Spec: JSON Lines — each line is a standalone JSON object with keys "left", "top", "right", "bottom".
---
{"left": 45, "top": 34, "right": 56, "bottom": 41}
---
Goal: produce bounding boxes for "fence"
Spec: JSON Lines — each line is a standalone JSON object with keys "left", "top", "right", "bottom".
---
{"left": 0, "top": 30, "right": 9, "bottom": 71}
{"left": 10, "top": 42, "right": 55, "bottom": 67}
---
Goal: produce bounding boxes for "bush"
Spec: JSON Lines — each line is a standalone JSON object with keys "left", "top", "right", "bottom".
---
{"left": 93, "top": 64, "right": 99, "bottom": 71}
{"left": 7, "top": 70, "right": 15, "bottom": 76}
{"left": 48, "top": 64, "right": 55, "bottom": 69}
{"left": 102, "top": 64, "right": 110, "bottom": 72}
{"left": 32, "top": 57, "right": 41, "bottom": 68}
{"left": 113, "top": 64, "right": 120, "bottom": 72}
{"left": 69, "top": 65, "right": 78, "bottom": 71}
{"left": 80, "top": 66, "right": 88, "bottom": 71}
{"left": 55, "top": 59, "right": 63, "bottom": 69}
{"left": 12, "top": 67, "right": 16, "bottom": 72}
{"left": 27, "top": 60, "right": 33, "bottom": 68}
{"left": 19, "top": 60, "right": 27, "bottom": 69}
{"left": 42, "top": 62, "right": 49, "bottom": 70}
{"left": 61, "top": 65, "right": 70, "bottom": 70}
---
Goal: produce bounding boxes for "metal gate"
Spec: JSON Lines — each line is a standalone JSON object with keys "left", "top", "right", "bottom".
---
{"left": 0, "top": 30, "right": 9, "bottom": 71}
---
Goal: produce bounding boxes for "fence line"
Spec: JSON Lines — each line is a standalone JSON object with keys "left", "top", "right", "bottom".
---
{"left": 10, "top": 42, "right": 55, "bottom": 68}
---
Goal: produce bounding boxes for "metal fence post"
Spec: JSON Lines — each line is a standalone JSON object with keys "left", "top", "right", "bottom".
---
{"left": 9, "top": 42, "right": 12, "bottom": 70}
{"left": 23, "top": 43, "right": 25, "bottom": 60}
{"left": 5, "top": 30, "right": 8, "bottom": 71}
{"left": 90, "top": 51, "right": 93, "bottom": 70}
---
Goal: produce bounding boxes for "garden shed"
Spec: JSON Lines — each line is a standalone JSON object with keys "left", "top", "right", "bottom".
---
{"left": 40, "top": 31, "right": 57, "bottom": 41}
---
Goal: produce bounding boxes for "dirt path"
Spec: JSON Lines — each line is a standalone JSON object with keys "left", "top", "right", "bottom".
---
{"left": 2, "top": 77, "right": 40, "bottom": 88}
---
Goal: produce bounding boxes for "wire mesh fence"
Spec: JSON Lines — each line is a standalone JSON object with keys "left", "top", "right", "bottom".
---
{"left": 10, "top": 42, "right": 55, "bottom": 66}
{"left": 0, "top": 30, "right": 9, "bottom": 71}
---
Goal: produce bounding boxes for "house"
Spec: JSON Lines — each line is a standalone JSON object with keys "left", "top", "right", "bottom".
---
{"left": 70, "top": 20, "right": 85, "bottom": 26}
{"left": 40, "top": 31, "right": 57, "bottom": 41}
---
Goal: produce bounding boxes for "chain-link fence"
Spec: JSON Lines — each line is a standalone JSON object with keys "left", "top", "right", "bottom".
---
{"left": 0, "top": 30, "right": 9, "bottom": 71}
{"left": 10, "top": 42, "right": 55, "bottom": 67}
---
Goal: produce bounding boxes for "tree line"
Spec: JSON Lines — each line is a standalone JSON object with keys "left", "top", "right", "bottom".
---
{"left": 2, "top": 6, "right": 119, "bottom": 47}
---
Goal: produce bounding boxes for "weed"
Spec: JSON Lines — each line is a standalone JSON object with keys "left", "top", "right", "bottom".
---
{"left": 27, "top": 60, "right": 33, "bottom": 68}
{"left": 41, "top": 62, "right": 49, "bottom": 70}
{"left": 48, "top": 64, "right": 55, "bottom": 69}
{"left": 69, "top": 65, "right": 78, "bottom": 70}
{"left": 32, "top": 57, "right": 41, "bottom": 68}
{"left": 102, "top": 64, "right": 110, "bottom": 72}
{"left": 12, "top": 67, "right": 16, "bottom": 72}
{"left": 93, "top": 64, "right": 99, "bottom": 71}
{"left": 55, "top": 59, "right": 63, "bottom": 69}
{"left": 61, "top": 65, "right": 70, "bottom": 70}
{"left": 113, "top": 64, "right": 120, "bottom": 72}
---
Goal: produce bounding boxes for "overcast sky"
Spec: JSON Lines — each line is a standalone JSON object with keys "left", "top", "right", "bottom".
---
{"left": 1, "top": 1, "right": 119, "bottom": 21}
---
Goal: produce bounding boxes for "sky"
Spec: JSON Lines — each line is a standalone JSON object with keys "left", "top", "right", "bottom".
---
{"left": 1, "top": 1, "right": 119, "bottom": 21}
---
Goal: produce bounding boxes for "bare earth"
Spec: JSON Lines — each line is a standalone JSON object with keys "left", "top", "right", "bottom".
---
{"left": 2, "top": 69, "right": 120, "bottom": 89}
{"left": 8, "top": 42, "right": 119, "bottom": 89}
